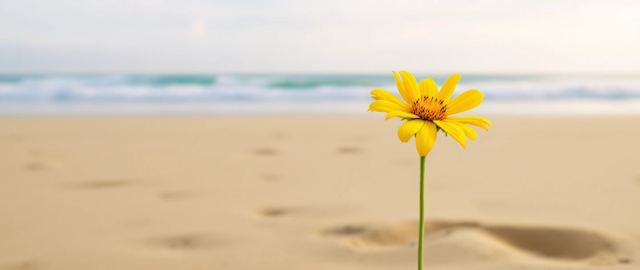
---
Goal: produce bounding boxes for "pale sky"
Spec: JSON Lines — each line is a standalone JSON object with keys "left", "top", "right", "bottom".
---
{"left": 1, "top": 0, "right": 639, "bottom": 74}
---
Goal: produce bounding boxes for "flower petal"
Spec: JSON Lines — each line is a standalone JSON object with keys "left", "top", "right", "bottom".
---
{"left": 369, "top": 100, "right": 411, "bottom": 113}
{"left": 443, "top": 119, "right": 477, "bottom": 140}
{"left": 397, "top": 119, "right": 425, "bottom": 143}
{"left": 433, "top": 120, "right": 466, "bottom": 148}
{"left": 370, "top": 89, "right": 411, "bottom": 110}
{"left": 400, "top": 70, "right": 420, "bottom": 102}
{"left": 386, "top": 111, "right": 420, "bottom": 120}
{"left": 416, "top": 121, "right": 437, "bottom": 156}
{"left": 447, "top": 90, "right": 484, "bottom": 115}
{"left": 445, "top": 116, "right": 493, "bottom": 131}
{"left": 393, "top": 71, "right": 413, "bottom": 105}
{"left": 436, "top": 74, "right": 461, "bottom": 101}
{"left": 418, "top": 78, "right": 438, "bottom": 98}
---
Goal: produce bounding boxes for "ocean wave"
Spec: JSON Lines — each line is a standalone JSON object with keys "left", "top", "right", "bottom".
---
{"left": 1, "top": 74, "right": 640, "bottom": 102}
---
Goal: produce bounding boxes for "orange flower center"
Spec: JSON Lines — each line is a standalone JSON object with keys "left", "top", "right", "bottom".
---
{"left": 412, "top": 96, "right": 448, "bottom": 121}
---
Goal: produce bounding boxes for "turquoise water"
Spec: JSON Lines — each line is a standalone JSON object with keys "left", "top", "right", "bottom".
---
{"left": 1, "top": 74, "right": 640, "bottom": 115}
{"left": 2, "top": 74, "right": 640, "bottom": 102}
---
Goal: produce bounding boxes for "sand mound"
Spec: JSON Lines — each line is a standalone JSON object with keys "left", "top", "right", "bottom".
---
{"left": 319, "top": 220, "right": 619, "bottom": 262}
{"left": 424, "top": 228, "right": 533, "bottom": 263}
{"left": 346, "top": 222, "right": 419, "bottom": 249}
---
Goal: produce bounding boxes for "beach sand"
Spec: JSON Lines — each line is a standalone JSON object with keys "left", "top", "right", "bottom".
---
{"left": 1, "top": 116, "right": 640, "bottom": 270}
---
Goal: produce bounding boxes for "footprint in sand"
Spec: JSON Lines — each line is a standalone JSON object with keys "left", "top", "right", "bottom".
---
{"left": 253, "top": 148, "right": 278, "bottom": 156}
{"left": 0, "top": 260, "right": 43, "bottom": 270}
{"left": 159, "top": 191, "right": 192, "bottom": 201}
{"left": 252, "top": 206, "right": 354, "bottom": 220}
{"left": 337, "top": 146, "right": 363, "bottom": 154}
{"left": 260, "top": 173, "right": 280, "bottom": 181}
{"left": 254, "top": 208, "right": 289, "bottom": 218}
{"left": 318, "top": 221, "right": 623, "bottom": 262}
{"left": 485, "top": 225, "right": 616, "bottom": 260}
{"left": 319, "top": 224, "right": 369, "bottom": 236}
{"left": 24, "top": 162, "right": 46, "bottom": 171}
{"left": 64, "top": 179, "right": 139, "bottom": 189}
{"left": 144, "top": 234, "right": 219, "bottom": 251}
{"left": 618, "top": 258, "right": 632, "bottom": 264}
{"left": 24, "top": 161, "right": 64, "bottom": 172}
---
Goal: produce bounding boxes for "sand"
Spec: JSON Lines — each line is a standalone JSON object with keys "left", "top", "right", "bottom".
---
{"left": 1, "top": 116, "right": 640, "bottom": 270}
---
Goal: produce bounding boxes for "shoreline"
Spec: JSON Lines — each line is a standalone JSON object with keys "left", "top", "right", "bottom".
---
{"left": 2, "top": 99, "right": 640, "bottom": 117}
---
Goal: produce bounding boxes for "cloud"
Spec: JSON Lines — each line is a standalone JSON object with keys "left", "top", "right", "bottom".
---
{"left": 0, "top": 0, "right": 639, "bottom": 73}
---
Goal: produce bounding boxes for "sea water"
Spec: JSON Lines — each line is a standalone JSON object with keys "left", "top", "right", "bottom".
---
{"left": 1, "top": 74, "right": 640, "bottom": 116}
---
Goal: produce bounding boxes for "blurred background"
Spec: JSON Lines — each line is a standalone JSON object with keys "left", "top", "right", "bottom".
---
{"left": 2, "top": 1, "right": 640, "bottom": 270}
{"left": 1, "top": 0, "right": 640, "bottom": 116}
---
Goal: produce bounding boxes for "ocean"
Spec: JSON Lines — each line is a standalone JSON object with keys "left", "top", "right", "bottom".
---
{"left": 2, "top": 74, "right": 640, "bottom": 116}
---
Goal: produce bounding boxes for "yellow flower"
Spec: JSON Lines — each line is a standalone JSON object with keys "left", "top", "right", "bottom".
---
{"left": 369, "top": 71, "right": 492, "bottom": 156}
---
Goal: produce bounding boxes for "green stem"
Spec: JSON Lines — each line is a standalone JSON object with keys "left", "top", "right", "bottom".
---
{"left": 418, "top": 155, "right": 426, "bottom": 270}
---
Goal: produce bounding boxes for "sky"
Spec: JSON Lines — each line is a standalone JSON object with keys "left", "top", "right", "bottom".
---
{"left": 0, "top": 0, "right": 639, "bottom": 74}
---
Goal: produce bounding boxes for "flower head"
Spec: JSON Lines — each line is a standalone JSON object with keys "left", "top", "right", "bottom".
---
{"left": 369, "top": 71, "right": 492, "bottom": 156}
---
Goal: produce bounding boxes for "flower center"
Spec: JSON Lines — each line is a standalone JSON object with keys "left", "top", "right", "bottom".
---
{"left": 412, "top": 96, "right": 448, "bottom": 121}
